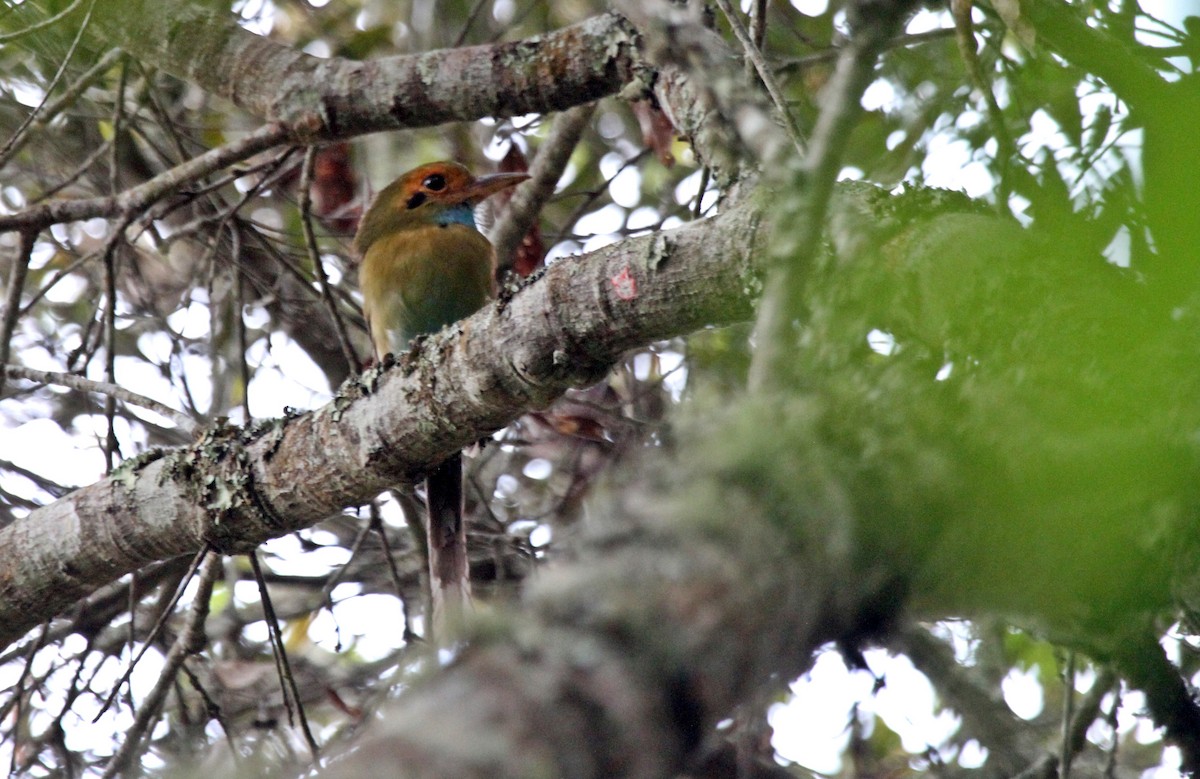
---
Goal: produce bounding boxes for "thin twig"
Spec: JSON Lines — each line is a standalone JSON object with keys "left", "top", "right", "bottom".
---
{"left": 319, "top": 518, "right": 375, "bottom": 651}
{"left": 1103, "top": 682, "right": 1121, "bottom": 778}
{"left": 299, "top": 146, "right": 360, "bottom": 374}
{"left": 2, "top": 622, "right": 48, "bottom": 776}
{"left": 179, "top": 661, "right": 241, "bottom": 766}
{"left": 1060, "top": 651, "right": 1076, "bottom": 779}
{"left": 99, "top": 550, "right": 222, "bottom": 779}
{"left": 0, "top": 122, "right": 292, "bottom": 233}
{"left": 232, "top": 225, "right": 253, "bottom": 424}
{"left": 749, "top": 0, "right": 768, "bottom": 51}
{"left": 550, "top": 149, "right": 652, "bottom": 247}
{"left": 776, "top": 27, "right": 956, "bottom": 73}
{"left": 1065, "top": 667, "right": 1117, "bottom": 773}
{"left": 0, "top": 456, "right": 76, "bottom": 498}
{"left": 0, "top": 0, "right": 98, "bottom": 168}
{"left": 371, "top": 506, "right": 418, "bottom": 644}
{"left": 492, "top": 104, "right": 595, "bottom": 271}
{"left": 692, "top": 166, "right": 712, "bottom": 219}
{"left": 103, "top": 60, "right": 129, "bottom": 474}
{"left": 0, "top": 230, "right": 37, "bottom": 399}
{"left": 951, "top": 1, "right": 1015, "bottom": 214}
{"left": 93, "top": 548, "right": 210, "bottom": 721}
{"left": 0, "top": 48, "right": 123, "bottom": 174}
{"left": 453, "top": 0, "right": 493, "bottom": 47}
{"left": 712, "top": 0, "right": 806, "bottom": 153}
{"left": 0, "top": 0, "right": 83, "bottom": 42}
{"left": 1, "top": 364, "right": 197, "bottom": 433}
{"left": 249, "top": 551, "right": 321, "bottom": 758}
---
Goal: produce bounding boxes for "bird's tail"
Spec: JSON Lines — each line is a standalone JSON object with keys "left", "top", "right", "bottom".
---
{"left": 425, "top": 453, "right": 470, "bottom": 638}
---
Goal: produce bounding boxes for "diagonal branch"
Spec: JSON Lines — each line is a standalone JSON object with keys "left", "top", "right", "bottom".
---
{"left": 85, "top": 0, "right": 640, "bottom": 139}
{"left": 748, "top": 0, "right": 917, "bottom": 391}
{"left": 1, "top": 364, "right": 197, "bottom": 433}
{"left": 0, "top": 123, "right": 290, "bottom": 234}
{"left": 0, "top": 197, "right": 763, "bottom": 653}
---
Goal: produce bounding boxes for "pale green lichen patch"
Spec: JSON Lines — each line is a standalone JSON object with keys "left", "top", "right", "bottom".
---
{"left": 111, "top": 448, "right": 167, "bottom": 491}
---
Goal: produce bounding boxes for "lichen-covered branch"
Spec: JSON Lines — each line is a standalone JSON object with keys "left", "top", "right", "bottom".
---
{"left": 0, "top": 198, "right": 762, "bottom": 653}
{"left": 87, "top": 0, "right": 640, "bottom": 138}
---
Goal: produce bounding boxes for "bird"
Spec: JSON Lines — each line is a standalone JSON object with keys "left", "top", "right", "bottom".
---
{"left": 355, "top": 160, "right": 529, "bottom": 639}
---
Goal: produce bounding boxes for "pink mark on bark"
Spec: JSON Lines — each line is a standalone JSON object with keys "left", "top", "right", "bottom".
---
{"left": 611, "top": 265, "right": 638, "bottom": 300}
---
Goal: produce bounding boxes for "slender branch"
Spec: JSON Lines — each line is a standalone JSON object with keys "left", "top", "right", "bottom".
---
{"left": 0, "top": 48, "right": 123, "bottom": 173}
{"left": 0, "top": 0, "right": 84, "bottom": 43}
{"left": 93, "top": 548, "right": 210, "bottom": 720}
{"left": 99, "top": 550, "right": 222, "bottom": 779}
{"left": 0, "top": 0, "right": 97, "bottom": 166}
{"left": 1060, "top": 651, "right": 1077, "bottom": 779}
{"left": 0, "top": 122, "right": 291, "bottom": 234}
{"left": 492, "top": 104, "right": 596, "bottom": 272}
{"left": 299, "top": 145, "right": 360, "bottom": 375}
{"left": 749, "top": 0, "right": 768, "bottom": 50}
{"left": 951, "top": 0, "right": 1015, "bottom": 214}
{"left": 712, "top": 0, "right": 806, "bottom": 153}
{"left": 0, "top": 230, "right": 37, "bottom": 399}
{"left": 371, "top": 508, "right": 419, "bottom": 645}
{"left": 453, "top": 0, "right": 493, "bottom": 47}
{"left": 891, "top": 625, "right": 1036, "bottom": 773}
{"left": 3, "top": 366, "right": 196, "bottom": 434}
{"left": 102, "top": 62, "right": 129, "bottom": 473}
{"left": 250, "top": 552, "right": 320, "bottom": 758}
{"left": 0, "top": 621, "right": 47, "bottom": 776}
{"left": 1065, "top": 668, "right": 1117, "bottom": 768}
{"left": 0, "top": 457, "right": 76, "bottom": 499}
{"left": 233, "top": 225, "right": 252, "bottom": 424}
{"left": 748, "top": 0, "right": 915, "bottom": 391}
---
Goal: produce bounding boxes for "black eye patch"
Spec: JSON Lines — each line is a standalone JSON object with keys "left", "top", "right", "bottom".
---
{"left": 423, "top": 173, "right": 447, "bottom": 191}
{"left": 406, "top": 191, "right": 427, "bottom": 209}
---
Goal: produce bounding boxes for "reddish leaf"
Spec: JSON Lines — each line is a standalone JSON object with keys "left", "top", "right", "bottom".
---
{"left": 632, "top": 100, "right": 677, "bottom": 167}
{"left": 311, "top": 143, "right": 361, "bottom": 235}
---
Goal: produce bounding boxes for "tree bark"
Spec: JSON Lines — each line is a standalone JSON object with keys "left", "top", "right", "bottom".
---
{"left": 0, "top": 197, "right": 762, "bottom": 652}
{"left": 89, "top": 0, "right": 639, "bottom": 138}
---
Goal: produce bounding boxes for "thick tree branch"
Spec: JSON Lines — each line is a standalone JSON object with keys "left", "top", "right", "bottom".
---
{"left": 0, "top": 10, "right": 644, "bottom": 234}
{"left": 88, "top": 0, "right": 640, "bottom": 139}
{"left": 0, "top": 199, "right": 761, "bottom": 653}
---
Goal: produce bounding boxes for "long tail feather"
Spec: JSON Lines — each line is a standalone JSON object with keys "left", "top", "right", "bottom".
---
{"left": 425, "top": 453, "right": 470, "bottom": 638}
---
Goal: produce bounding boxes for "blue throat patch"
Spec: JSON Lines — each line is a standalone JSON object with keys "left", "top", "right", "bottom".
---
{"left": 434, "top": 203, "right": 478, "bottom": 229}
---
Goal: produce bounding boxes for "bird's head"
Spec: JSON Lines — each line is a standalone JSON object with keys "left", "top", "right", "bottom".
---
{"left": 354, "top": 161, "right": 529, "bottom": 255}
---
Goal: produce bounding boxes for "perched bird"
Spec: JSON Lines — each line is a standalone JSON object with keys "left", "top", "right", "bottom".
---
{"left": 355, "top": 161, "right": 528, "bottom": 638}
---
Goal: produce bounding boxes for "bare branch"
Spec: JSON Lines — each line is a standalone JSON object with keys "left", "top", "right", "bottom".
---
{"left": 99, "top": 550, "right": 222, "bottom": 779}
{"left": 0, "top": 230, "right": 37, "bottom": 399}
{"left": 0, "top": 0, "right": 98, "bottom": 166}
{"left": 0, "top": 197, "right": 762, "bottom": 652}
{"left": 493, "top": 104, "right": 597, "bottom": 272}
{"left": 712, "top": 0, "right": 806, "bottom": 153}
{"left": 299, "top": 145, "right": 361, "bottom": 376}
{"left": 749, "top": 0, "right": 916, "bottom": 391}
{"left": 0, "top": 123, "right": 291, "bottom": 234}
{"left": 2, "top": 364, "right": 197, "bottom": 433}
{"left": 86, "top": 1, "right": 639, "bottom": 140}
